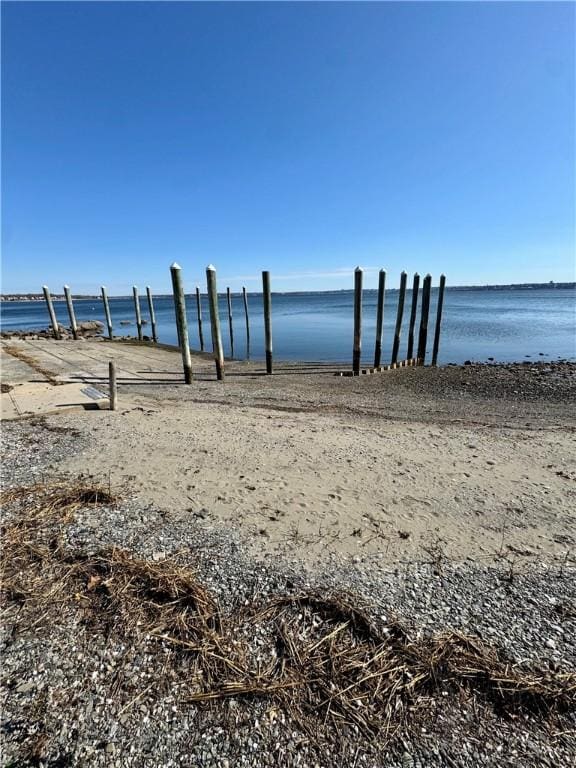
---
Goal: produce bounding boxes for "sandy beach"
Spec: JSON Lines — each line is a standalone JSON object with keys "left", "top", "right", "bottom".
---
{"left": 4, "top": 339, "right": 573, "bottom": 567}
{"left": 1, "top": 339, "right": 575, "bottom": 767}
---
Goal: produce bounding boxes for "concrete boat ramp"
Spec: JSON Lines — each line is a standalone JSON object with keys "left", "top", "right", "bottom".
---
{"left": 0, "top": 339, "right": 199, "bottom": 419}
{"left": 0, "top": 338, "right": 339, "bottom": 419}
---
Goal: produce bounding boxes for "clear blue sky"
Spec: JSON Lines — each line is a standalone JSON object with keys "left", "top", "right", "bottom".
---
{"left": 2, "top": 1, "right": 574, "bottom": 294}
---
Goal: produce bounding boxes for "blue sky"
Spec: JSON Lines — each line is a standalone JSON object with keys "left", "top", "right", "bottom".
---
{"left": 2, "top": 1, "right": 574, "bottom": 294}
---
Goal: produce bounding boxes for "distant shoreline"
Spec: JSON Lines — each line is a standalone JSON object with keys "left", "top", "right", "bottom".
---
{"left": 1, "top": 282, "right": 574, "bottom": 301}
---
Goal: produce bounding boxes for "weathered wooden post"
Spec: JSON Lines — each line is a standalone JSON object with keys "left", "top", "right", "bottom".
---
{"left": 227, "top": 287, "right": 234, "bottom": 358}
{"left": 431, "top": 274, "right": 446, "bottom": 366}
{"left": 108, "top": 361, "right": 117, "bottom": 411}
{"left": 42, "top": 286, "right": 61, "bottom": 339}
{"left": 170, "top": 262, "right": 193, "bottom": 384}
{"left": 407, "top": 273, "right": 420, "bottom": 361}
{"left": 63, "top": 285, "right": 78, "bottom": 340}
{"left": 206, "top": 265, "right": 225, "bottom": 380}
{"left": 262, "top": 271, "right": 273, "bottom": 374}
{"left": 101, "top": 286, "right": 113, "bottom": 340}
{"left": 391, "top": 271, "right": 407, "bottom": 365}
{"left": 352, "top": 267, "right": 363, "bottom": 374}
{"left": 417, "top": 274, "right": 432, "bottom": 365}
{"left": 195, "top": 286, "right": 205, "bottom": 352}
{"left": 373, "top": 269, "right": 386, "bottom": 368}
{"left": 146, "top": 286, "right": 158, "bottom": 343}
{"left": 132, "top": 286, "right": 143, "bottom": 341}
{"left": 242, "top": 286, "right": 250, "bottom": 358}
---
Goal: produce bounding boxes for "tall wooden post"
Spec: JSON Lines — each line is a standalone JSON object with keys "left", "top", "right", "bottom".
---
{"left": 101, "top": 286, "right": 113, "bottom": 340}
{"left": 170, "top": 263, "right": 193, "bottom": 384}
{"left": 352, "top": 267, "right": 363, "bottom": 374}
{"left": 391, "top": 271, "right": 407, "bottom": 365}
{"left": 417, "top": 274, "right": 432, "bottom": 365}
{"left": 206, "top": 265, "right": 225, "bottom": 380}
{"left": 146, "top": 286, "right": 158, "bottom": 343}
{"left": 373, "top": 270, "right": 386, "bottom": 368}
{"left": 42, "top": 286, "right": 60, "bottom": 339}
{"left": 63, "top": 285, "right": 78, "bottom": 340}
{"left": 195, "top": 286, "right": 205, "bottom": 352}
{"left": 242, "top": 286, "right": 250, "bottom": 359}
{"left": 407, "top": 273, "right": 420, "bottom": 360}
{"left": 431, "top": 274, "right": 446, "bottom": 366}
{"left": 108, "top": 361, "right": 117, "bottom": 411}
{"left": 226, "top": 287, "right": 234, "bottom": 358}
{"left": 132, "top": 286, "right": 143, "bottom": 341}
{"left": 262, "top": 271, "right": 273, "bottom": 374}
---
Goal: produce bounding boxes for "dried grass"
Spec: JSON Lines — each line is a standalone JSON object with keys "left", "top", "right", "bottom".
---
{"left": 2, "top": 344, "right": 63, "bottom": 385}
{"left": 2, "top": 481, "right": 575, "bottom": 744}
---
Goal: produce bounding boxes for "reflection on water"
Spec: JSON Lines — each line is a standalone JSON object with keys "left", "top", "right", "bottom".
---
{"left": 1, "top": 287, "right": 574, "bottom": 365}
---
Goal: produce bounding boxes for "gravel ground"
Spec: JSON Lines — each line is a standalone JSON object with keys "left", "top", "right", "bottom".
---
{"left": 124, "top": 360, "right": 576, "bottom": 431}
{"left": 1, "top": 418, "right": 575, "bottom": 768}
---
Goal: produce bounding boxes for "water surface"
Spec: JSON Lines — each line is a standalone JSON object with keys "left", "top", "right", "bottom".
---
{"left": 1, "top": 287, "right": 574, "bottom": 365}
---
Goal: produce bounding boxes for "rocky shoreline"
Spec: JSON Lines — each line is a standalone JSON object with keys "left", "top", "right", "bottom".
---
{"left": 1, "top": 322, "right": 152, "bottom": 343}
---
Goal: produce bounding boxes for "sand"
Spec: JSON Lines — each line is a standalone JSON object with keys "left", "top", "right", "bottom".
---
{"left": 3, "top": 338, "right": 574, "bottom": 566}
{"left": 47, "top": 380, "right": 575, "bottom": 566}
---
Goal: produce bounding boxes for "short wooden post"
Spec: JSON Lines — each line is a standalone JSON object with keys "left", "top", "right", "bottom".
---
{"left": 101, "top": 286, "right": 113, "bottom": 340}
{"left": 226, "top": 287, "right": 234, "bottom": 358}
{"left": 63, "top": 285, "right": 78, "bottom": 340}
{"left": 132, "top": 286, "right": 143, "bottom": 341}
{"left": 373, "top": 269, "right": 386, "bottom": 368}
{"left": 206, "top": 265, "right": 225, "bottom": 380}
{"left": 417, "top": 274, "right": 432, "bottom": 365}
{"left": 108, "top": 361, "right": 117, "bottom": 411}
{"left": 42, "top": 286, "right": 60, "bottom": 339}
{"left": 242, "top": 286, "right": 250, "bottom": 358}
{"left": 407, "top": 273, "right": 420, "bottom": 360}
{"left": 146, "top": 286, "right": 158, "bottom": 343}
{"left": 195, "top": 286, "right": 205, "bottom": 352}
{"left": 391, "top": 271, "right": 407, "bottom": 365}
{"left": 170, "top": 263, "right": 193, "bottom": 384}
{"left": 431, "top": 274, "right": 446, "bottom": 366}
{"left": 262, "top": 271, "right": 273, "bottom": 374}
{"left": 352, "top": 267, "right": 363, "bottom": 374}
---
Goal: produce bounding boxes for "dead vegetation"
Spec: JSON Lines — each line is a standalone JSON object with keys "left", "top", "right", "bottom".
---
{"left": 2, "top": 344, "right": 63, "bottom": 386}
{"left": 1, "top": 481, "right": 575, "bottom": 749}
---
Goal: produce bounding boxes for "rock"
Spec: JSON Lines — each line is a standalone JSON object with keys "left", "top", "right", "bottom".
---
{"left": 545, "top": 638, "right": 556, "bottom": 650}
{"left": 119, "top": 320, "right": 132, "bottom": 326}
{"left": 16, "top": 681, "right": 35, "bottom": 693}
{"left": 77, "top": 321, "right": 104, "bottom": 333}
{"left": 464, "top": 360, "right": 472, "bottom": 366}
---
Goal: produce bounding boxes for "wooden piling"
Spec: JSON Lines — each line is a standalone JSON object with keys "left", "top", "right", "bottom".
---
{"left": 63, "top": 285, "right": 78, "bottom": 340}
{"left": 242, "top": 286, "right": 250, "bottom": 358}
{"left": 407, "top": 273, "right": 420, "bottom": 360}
{"left": 353, "top": 267, "right": 363, "bottom": 374}
{"left": 391, "top": 271, "right": 407, "bottom": 365}
{"left": 195, "top": 286, "right": 205, "bottom": 352}
{"left": 146, "top": 286, "right": 158, "bottom": 343}
{"left": 373, "top": 269, "right": 386, "bottom": 368}
{"left": 227, "top": 287, "right": 234, "bottom": 358}
{"left": 101, "top": 286, "right": 113, "bottom": 340}
{"left": 170, "top": 263, "right": 193, "bottom": 384}
{"left": 417, "top": 274, "right": 432, "bottom": 365}
{"left": 42, "top": 286, "right": 60, "bottom": 339}
{"left": 262, "top": 271, "right": 273, "bottom": 374}
{"left": 132, "top": 286, "right": 143, "bottom": 341}
{"left": 206, "top": 265, "right": 225, "bottom": 380}
{"left": 108, "top": 361, "right": 117, "bottom": 411}
{"left": 431, "top": 274, "right": 446, "bottom": 366}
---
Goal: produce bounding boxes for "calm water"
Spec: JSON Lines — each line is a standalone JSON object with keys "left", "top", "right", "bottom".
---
{"left": 1, "top": 287, "right": 574, "bottom": 365}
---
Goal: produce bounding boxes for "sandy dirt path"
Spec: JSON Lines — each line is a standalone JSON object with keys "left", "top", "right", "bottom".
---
{"left": 48, "top": 390, "right": 576, "bottom": 566}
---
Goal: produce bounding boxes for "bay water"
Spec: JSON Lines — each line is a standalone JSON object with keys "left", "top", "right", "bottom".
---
{"left": 1, "top": 287, "right": 574, "bottom": 365}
